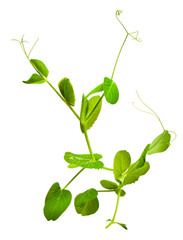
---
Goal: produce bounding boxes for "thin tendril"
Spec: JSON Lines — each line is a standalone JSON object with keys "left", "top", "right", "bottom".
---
{"left": 135, "top": 91, "right": 165, "bottom": 131}
{"left": 12, "top": 34, "right": 38, "bottom": 60}
{"left": 115, "top": 10, "right": 142, "bottom": 42}
{"left": 168, "top": 130, "right": 177, "bottom": 142}
{"left": 28, "top": 38, "right": 39, "bottom": 58}
{"left": 115, "top": 10, "right": 128, "bottom": 34}
{"left": 132, "top": 102, "right": 159, "bottom": 120}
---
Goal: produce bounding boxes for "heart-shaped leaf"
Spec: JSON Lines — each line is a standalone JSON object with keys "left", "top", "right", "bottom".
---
{"left": 58, "top": 78, "right": 76, "bottom": 106}
{"left": 30, "top": 59, "right": 49, "bottom": 78}
{"left": 103, "top": 77, "right": 119, "bottom": 104}
{"left": 64, "top": 152, "right": 103, "bottom": 169}
{"left": 147, "top": 130, "right": 171, "bottom": 155}
{"left": 44, "top": 182, "right": 72, "bottom": 221}
{"left": 74, "top": 188, "right": 99, "bottom": 216}
{"left": 23, "top": 73, "right": 46, "bottom": 84}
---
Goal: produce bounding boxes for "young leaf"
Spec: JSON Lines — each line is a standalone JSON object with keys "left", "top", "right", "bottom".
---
{"left": 136, "top": 144, "right": 150, "bottom": 168}
{"left": 113, "top": 150, "right": 131, "bottom": 181}
{"left": 114, "top": 189, "right": 126, "bottom": 197}
{"left": 80, "top": 95, "right": 89, "bottom": 132}
{"left": 147, "top": 130, "right": 171, "bottom": 155}
{"left": 123, "top": 161, "right": 150, "bottom": 185}
{"left": 100, "top": 180, "right": 118, "bottom": 190}
{"left": 106, "top": 219, "right": 128, "bottom": 230}
{"left": 58, "top": 78, "right": 76, "bottom": 106}
{"left": 103, "top": 77, "right": 119, "bottom": 104}
{"left": 64, "top": 152, "right": 104, "bottom": 169}
{"left": 23, "top": 73, "right": 46, "bottom": 84}
{"left": 115, "top": 222, "right": 128, "bottom": 230}
{"left": 74, "top": 188, "right": 99, "bottom": 216}
{"left": 84, "top": 83, "right": 103, "bottom": 100}
{"left": 43, "top": 182, "right": 72, "bottom": 221}
{"left": 80, "top": 95, "right": 102, "bottom": 132}
{"left": 30, "top": 59, "right": 49, "bottom": 78}
{"left": 128, "top": 144, "right": 150, "bottom": 172}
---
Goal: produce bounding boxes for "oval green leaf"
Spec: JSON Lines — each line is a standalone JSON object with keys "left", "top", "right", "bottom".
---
{"left": 113, "top": 150, "right": 131, "bottom": 181}
{"left": 147, "top": 130, "right": 171, "bottom": 155}
{"left": 23, "top": 73, "right": 46, "bottom": 84}
{"left": 58, "top": 78, "right": 76, "bottom": 106}
{"left": 64, "top": 152, "right": 104, "bottom": 169}
{"left": 103, "top": 77, "right": 119, "bottom": 104}
{"left": 74, "top": 188, "right": 99, "bottom": 216}
{"left": 100, "top": 180, "right": 118, "bottom": 190}
{"left": 30, "top": 59, "right": 49, "bottom": 78}
{"left": 44, "top": 182, "right": 72, "bottom": 221}
{"left": 84, "top": 83, "right": 103, "bottom": 100}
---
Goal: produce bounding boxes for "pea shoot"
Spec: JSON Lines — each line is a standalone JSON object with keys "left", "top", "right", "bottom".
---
{"left": 13, "top": 10, "right": 175, "bottom": 230}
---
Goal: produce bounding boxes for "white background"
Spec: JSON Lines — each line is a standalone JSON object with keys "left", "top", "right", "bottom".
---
{"left": 1, "top": 0, "right": 183, "bottom": 239}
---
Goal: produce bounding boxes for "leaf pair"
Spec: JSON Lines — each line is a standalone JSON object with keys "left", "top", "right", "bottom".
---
{"left": 80, "top": 95, "right": 102, "bottom": 132}
{"left": 100, "top": 180, "right": 126, "bottom": 197}
{"left": 106, "top": 219, "right": 128, "bottom": 230}
{"left": 23, "top": 59, "right": 49, "bottom": 84}
{"left": 74, "top": 188, "right": 99, "bottom": 216}
{"left": 84, "top": 77, "right": 119, "bottom": 105}
{"left": 113, "top": 146, "right": 150, "bottom": 185}
{"left": 23, "top": 60, "right": 76, "bottom": 107}
{"left": 64, "top": 152, "right": 104, "bottom": 169}
{"left": 44, "top": 182, "right": 72, "bottom": 221}
{"left": 44, "top": 185, "right": 99, "bottom": 221}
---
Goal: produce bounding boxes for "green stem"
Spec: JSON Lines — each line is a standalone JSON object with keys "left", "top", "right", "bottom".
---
{"left": 63, "top": 168, "right": 85, "bottom": 189}
{"left": 111, "top": 33, "right": 129, "bottom": 80}
{"left": 84, "top": 130, "right": 95, "bottom": 161}
{"left": 97, "top": 190, "right": 114, "bottom": 193}
{"left": 103, "top": 166, "right": 113, "bottom": 171}
{"left": 46, "top": 79, "right": 80, "bottom": 121}
{"left": 105, "top": 189, "right": 121, "bottom": 229}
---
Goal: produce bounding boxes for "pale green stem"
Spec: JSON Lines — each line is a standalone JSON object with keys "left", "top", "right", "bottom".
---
{"left": 84, "top": 130, "right": 96, "bottom": 161}
{"left": 97, "top": 190, "right": 114, "bottom": 193}
{"left": 103, "top": 166, "right": 113, "bottom": 171}
{"left": 111, "top": 33, "right": 129, "bottom": 80}
{"left": 105, "top": 189, "right": 121, "bottom": 229}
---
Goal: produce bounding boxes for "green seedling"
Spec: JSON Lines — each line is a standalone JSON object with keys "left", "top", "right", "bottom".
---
{"left": 13, "top": 10, "right": 176, "bottom": 230}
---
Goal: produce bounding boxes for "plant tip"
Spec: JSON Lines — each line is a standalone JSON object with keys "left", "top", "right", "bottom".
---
{"left": 116, "top": 10, "right": 123, "bottom": 16}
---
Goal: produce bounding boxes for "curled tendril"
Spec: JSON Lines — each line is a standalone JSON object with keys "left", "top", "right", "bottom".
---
{"left": 115, "top": 10, "right": 142, "bottom": 42}
{"left": 116, "top": 10, "right": 123, "bottom": 16}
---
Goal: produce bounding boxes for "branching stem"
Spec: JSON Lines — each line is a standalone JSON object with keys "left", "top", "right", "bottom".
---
{"left": 105, "top": 188, "right": 121, "bottom": 229}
